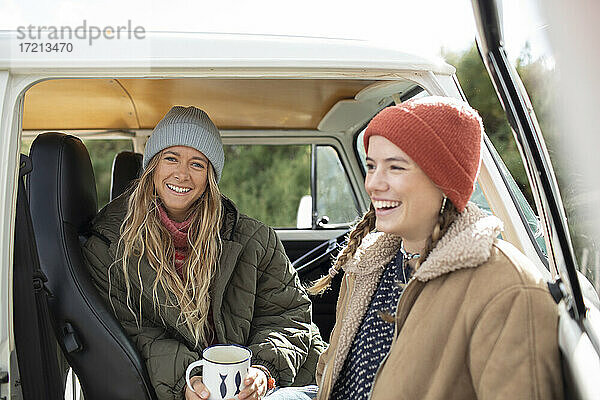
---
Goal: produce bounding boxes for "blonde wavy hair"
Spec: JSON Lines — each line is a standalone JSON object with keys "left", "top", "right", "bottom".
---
{"left": 309, "top": 200, "right": 460, "bottom": 296}
{"left": 116, "top": 152, "right": 223, "bottom": 347}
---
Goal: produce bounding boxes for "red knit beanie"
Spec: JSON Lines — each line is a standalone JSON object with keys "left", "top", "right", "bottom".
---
{"left": 364, "top": 96, "right": 483, "bottom": 212}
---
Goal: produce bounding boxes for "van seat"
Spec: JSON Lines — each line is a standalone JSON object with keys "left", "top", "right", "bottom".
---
{"left": 110, "top": 151, "right": 143, "bottom": 201}
{"left": 28, "top": 133, "right": 157, "bottom": 400}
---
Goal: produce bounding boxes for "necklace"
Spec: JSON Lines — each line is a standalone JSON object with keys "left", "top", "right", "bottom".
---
{"left": 394, "top": 241, "right": 419, "bottom": 289}
{"left": 399, "top": 240, "right": 420, "bottom": 268}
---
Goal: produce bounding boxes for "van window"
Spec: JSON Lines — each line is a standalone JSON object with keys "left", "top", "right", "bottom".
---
{"left": 85, "top": 140, "right": 135, "bottom": 207}
{"left": 315, "top": 145, "right": 360, "bottom": 226}
{"left": 220, "top": 144, "right": 310, "bottom": 228}
{"left": 220, "top": 144, "right": 360, "bottom": 229}
{"left": 487, "top": 142, "right": 547, "bottom": 256}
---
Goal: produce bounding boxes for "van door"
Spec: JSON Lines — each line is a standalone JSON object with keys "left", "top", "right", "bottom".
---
{"left": 472, "top": 0, "right": 600, "bottom": 398}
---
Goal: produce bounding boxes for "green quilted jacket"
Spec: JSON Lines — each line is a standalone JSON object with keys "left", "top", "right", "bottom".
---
{"left": 82, "top": 195, "right": 326, "bottom": 400}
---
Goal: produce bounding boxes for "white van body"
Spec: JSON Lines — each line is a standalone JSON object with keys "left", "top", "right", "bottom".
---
{"left": 0, "top": 32, "right": 552, "bottom": 399}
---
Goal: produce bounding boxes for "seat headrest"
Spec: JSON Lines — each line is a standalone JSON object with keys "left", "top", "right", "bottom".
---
{"left": 28, "top": 132, "right": 98, "bottom": 230}
{"left": 110, "top": 151, "right": 143, "bottom": 201}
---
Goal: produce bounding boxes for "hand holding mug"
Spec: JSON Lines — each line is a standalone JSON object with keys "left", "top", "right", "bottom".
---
{"left": 185, "top": 376, "right": 210, "bottom": 400}
{"left": 186, "top": 344, "right": 254, "bottom": 400}
{"left": 185, "top": 367, "right": 267, "bottom": 400}
{"left": 236, "top": 367, "right": 268, "bottom": 399}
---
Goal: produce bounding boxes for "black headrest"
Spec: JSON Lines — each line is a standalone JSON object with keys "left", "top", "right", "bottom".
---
{"left": 111, "top": 151, "right": 143, "bottom": 201}
{"left": 28, "top": 133, "right": 97, "bottom": 230}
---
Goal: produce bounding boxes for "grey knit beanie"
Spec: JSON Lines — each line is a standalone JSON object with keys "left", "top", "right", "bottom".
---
{"left": 143, "top": 106, "right": 224, "bottom": 181}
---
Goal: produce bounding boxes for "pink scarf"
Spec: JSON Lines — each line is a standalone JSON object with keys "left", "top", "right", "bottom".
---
{"left": 157, "top": 205, "right": 192, "bottom": 279}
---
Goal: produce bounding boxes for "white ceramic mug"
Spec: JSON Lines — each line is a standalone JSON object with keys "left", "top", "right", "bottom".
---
{"left": 186, "top": 344, "right": 252, "bottom": 400}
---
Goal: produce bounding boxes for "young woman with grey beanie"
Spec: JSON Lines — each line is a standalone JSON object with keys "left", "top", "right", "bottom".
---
{"left": 82, "top": 106, "right": 326, "bottom": 400}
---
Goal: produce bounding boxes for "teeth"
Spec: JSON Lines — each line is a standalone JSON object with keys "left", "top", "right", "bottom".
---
{"left": 166, "top": 184, "right": 191, "bottom": 193}
{"left": 373, "top": 200, "right": 400, "bottom": 209}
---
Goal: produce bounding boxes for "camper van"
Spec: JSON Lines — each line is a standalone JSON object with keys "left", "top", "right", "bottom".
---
{"left": 0, "top": 5, "right": 598, "bottom": 397}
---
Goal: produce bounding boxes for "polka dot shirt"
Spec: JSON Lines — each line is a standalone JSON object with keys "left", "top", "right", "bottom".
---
{"left": 330, "top": 249, "right": 412, "bottom": 400}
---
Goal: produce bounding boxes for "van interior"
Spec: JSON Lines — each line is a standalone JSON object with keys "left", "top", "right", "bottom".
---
{"left": 14, "top": 76, "right": 431, "bottom": 399}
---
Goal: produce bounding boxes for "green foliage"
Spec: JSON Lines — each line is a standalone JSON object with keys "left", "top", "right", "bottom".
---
{"left": 21, "top": 139, "right": 33, "bottom": 155}
{"left": 219, "top": 145, "right": 310, "bottom": 227}
{"left": 445, "top": 44, "right": 533, "bottom": 205}
{"left": 83, "top": 139, "right": 133, "bottom": 208}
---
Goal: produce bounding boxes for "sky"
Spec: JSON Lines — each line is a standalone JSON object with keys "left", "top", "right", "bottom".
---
{"left": 0, "top": 0, "right": 551, "bottom": 62}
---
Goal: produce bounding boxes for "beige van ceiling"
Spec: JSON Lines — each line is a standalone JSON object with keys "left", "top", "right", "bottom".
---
{"left": 23, "top": 78, "right": 378, "bottom": 131}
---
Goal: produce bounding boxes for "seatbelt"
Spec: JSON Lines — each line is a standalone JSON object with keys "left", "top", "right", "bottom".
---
{"left": 13, "top": 154, "right": 63, "bottom": 400}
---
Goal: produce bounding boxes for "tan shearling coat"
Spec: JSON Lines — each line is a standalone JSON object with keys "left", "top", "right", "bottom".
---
{"left": 316, "top": 203, "right": 563, "bottom": 400}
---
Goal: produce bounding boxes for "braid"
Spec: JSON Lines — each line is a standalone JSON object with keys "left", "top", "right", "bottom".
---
{"left": 414, "top": 201, "right": 460, "bottom": 270}
{"left": 308, "top": 205, "right": 376, "bottom": 295}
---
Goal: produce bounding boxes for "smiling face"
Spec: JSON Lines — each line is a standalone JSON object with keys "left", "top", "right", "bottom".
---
{"left": 365, "top": 136, "right": 444, "bottom": 247}
{"left": 152, "top": 146, "right": 209, "bottom": 222}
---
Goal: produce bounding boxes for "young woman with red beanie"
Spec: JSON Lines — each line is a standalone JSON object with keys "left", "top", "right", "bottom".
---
{"left": 307, "top": 96, "right": 564, "bottom": 400}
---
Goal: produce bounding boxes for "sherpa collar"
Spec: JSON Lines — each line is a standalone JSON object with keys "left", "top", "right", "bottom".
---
{"left": 412, "top": 202, "right": 503, "bottom": 281}
{"left": 343, "top": 232, "right": 401, "bottom": 275}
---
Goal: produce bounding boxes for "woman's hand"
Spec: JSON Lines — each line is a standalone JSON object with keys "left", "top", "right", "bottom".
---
{"left": 237, "top": 367, "right": 268, "bottom": 400}
{"left": 185, "top": 376, "right": 210, "bottom": 400}
{"left": 185, "top": 368, "right": 267, "bottom": 400}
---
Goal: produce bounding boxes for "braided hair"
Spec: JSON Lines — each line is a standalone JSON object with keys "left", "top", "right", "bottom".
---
{"left": 414, "top": 200, "right": 460, "bottom": 270}
{"left": 308, "top": 204, "right": 376, "bottom": 295}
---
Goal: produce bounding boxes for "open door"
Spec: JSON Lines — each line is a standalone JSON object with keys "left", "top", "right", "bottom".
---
{"left": 471, "top": 1, "right": 600, "bottom": 398}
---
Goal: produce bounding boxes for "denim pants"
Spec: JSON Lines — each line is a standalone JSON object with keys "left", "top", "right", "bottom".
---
{"left": 264, "top": 385, "right": 319, "bottom": 400}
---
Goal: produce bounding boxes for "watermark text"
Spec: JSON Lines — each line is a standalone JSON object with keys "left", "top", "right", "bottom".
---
{"left": 16, "top": 20, "right": 145, "bottom": 46}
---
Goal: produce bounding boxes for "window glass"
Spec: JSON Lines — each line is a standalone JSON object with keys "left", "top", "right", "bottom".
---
{"left": 488, "top": 143, "right": 547, "bottom": 255}
{"left": 220, "top": 144, "right": 310, "bottom": 228}
{"left": 315, "top": 145, "right": 360, "bottom": 226}
{"left": 84, "top": 140, "right": 135, "bottom": 208}
{"left": 220, "top": 144, "right": 359, "bottom": 229}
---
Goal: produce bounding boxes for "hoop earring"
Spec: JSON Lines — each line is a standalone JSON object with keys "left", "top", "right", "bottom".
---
{"left": 440, "top": 196, "right": 447, "bottom": 215}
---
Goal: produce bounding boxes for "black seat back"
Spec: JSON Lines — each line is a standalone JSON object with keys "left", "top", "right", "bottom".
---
{"left": 110, "top": 151, "right": 143, "bottom": 201}
{"left": 14, "top": 154, "right": 64, "bottom": 400}
{"left": 28, "top": 132, "right": 157, "bottom": 400}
